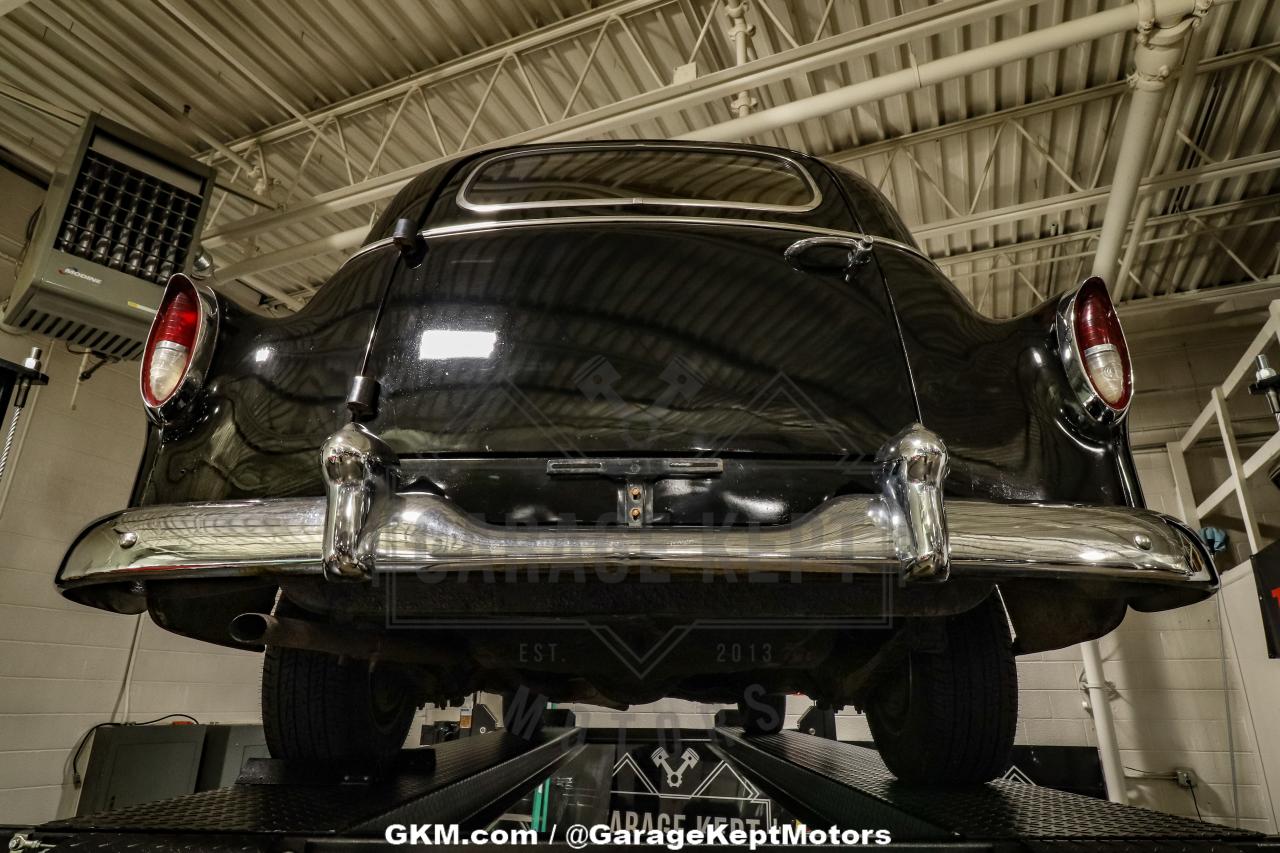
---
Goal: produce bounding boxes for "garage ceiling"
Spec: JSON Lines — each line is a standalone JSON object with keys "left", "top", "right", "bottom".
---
{"left": 0, "top": 0, "right": 1276, "bottom": 318}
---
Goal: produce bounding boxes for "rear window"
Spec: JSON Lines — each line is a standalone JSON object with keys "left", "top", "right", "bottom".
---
{"left": 458, "top": 146, "right": 820, "bottom": 213}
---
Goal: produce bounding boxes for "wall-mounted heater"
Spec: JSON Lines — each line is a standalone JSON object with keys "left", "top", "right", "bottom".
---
{"left": 3, "top": 114, "right": 216, "bottom": 360}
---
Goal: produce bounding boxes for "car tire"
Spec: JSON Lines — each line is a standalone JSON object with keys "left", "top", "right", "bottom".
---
{"left": 738, "top": 689, "right": 787, "bottom": 736}
{"left": 261, "top": 645, "right": 417, "bottom": 765}
{"left": 865, "top": 595, "right": 1017, "bottom": 785}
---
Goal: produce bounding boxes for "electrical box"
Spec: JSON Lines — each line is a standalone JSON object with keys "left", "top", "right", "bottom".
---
{"left": 196, "top": 724, "right": 269, "bottom": 790}
{"left": 3, "top": 113, "right": 216, "bottom": 359}
{"left": 75, "top": 724, "right": 208, "bottom": 815}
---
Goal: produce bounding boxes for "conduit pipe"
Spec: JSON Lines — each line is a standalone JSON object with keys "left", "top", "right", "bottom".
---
{"left": 1114, "top": 22, "right": 1210, "bottom": 298}
{"left": 724, "top": 0, "right": 756, "bottom": 118}
{"left": 678, "top": 0, "right": 1223, "bottom": 143}
{"left": 1091, "top": 9, "right": 1203, "bottom": 283}
{"left": 1077, "top": 4, "right": 1207, "bottom": 808}
{"left": 1081, "top": 640, "right": 1128, "bottom": 803}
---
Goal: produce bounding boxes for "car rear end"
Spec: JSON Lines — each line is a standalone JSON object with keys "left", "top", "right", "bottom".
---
{"left": 57, "top": 141, "right": 1214, "bottom": 657}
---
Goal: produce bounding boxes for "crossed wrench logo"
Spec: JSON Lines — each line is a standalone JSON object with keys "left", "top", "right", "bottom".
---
{"left": 651, "top": 746, "right": 700, "bottom": 788}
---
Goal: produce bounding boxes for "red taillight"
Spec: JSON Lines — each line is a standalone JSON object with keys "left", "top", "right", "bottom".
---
{"left": 1072, "top": 276, "right": 1132, "bottom": 412}
{"left": 141, "top": 276, "right": 201, "bottom": 409}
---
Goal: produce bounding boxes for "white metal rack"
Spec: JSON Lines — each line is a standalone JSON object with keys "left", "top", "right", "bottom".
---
{"left": 1167, "top": 300, "right": 1280, "bottom": 554}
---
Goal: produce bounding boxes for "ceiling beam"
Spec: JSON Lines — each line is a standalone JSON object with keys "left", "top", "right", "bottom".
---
{"left": 209, "top": 148, "right": 1280, "bottom": 286}
{"left": 676, "top": 0, "right": 1218, "bottom": 142}
{"left": 913, "top": 149, "right": 1280, "bottom": 242}
{"left": 201, "top": 7, "right": 1280, "bottom": 259}
{"left": 1120, "top": 275, "right": 1280, "bottom": 317}
{"left": 200, "top": 0, "right": 1040, "bottom": 248}
{"left": 934, "top": 194, "right": 1280, "bottom": 271}
{"left": 829, "top": 41, "right": 1280, "bottom": 166}
{"left": 206, "top": 0, "right": 675, "bottom": 157}
{"left": 214, "top": 227, "right": 367, "bottom": 282}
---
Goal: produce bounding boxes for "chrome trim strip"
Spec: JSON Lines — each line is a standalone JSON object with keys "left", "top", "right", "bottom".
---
{"left": 340, "top": 217, "right": 938, "bottom": 272}
{"left": 58, "top": 493, "right": 1215, "bottom": 591}
{"left": 455, "top": 143, "right": 823, "bottom": 214}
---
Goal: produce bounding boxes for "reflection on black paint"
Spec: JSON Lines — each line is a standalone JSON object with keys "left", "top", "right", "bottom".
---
{"left": 875, "top": 247, "right": 1127, "bottom": 505}
{"left": 140, "top": 142, "right": 1135, "bottom": 521}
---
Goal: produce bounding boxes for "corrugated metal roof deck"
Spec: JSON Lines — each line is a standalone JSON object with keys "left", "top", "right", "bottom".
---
{"left": 0, "top": 0, "right": 1275, "bottom": 317}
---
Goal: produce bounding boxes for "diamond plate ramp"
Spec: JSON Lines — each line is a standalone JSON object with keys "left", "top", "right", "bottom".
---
{"left": 40, "top": 727, "right": 582, "bottom": 836}
{"left": 715, "top": 728, "right": 1266, "bottom": 845}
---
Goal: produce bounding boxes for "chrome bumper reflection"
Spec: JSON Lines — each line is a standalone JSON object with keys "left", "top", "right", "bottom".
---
{"left": 57, "top": 492, "right": 1216, "bottom": 591}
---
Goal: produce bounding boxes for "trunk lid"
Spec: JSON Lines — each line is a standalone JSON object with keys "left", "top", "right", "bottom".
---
{"left": 365, "top": 221, "right": 917, "bottom": 464}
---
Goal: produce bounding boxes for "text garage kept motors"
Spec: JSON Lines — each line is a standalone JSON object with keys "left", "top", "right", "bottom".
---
{"left": 383, "top": 824, "right": 894, "bottom": 848}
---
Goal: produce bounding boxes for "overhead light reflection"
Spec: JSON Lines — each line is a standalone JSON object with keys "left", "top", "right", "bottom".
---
{"left": 418, "top": 329, "right": 497, "bottom": 360}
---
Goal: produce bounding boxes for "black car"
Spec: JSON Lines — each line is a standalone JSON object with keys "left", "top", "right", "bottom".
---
{"left": 57, "top": 141, "right": 1214, "bottom": 784}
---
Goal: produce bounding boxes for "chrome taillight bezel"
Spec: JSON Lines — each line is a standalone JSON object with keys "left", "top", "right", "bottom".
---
{"left": 140, "top": 273, "right": 219, "bottom": 425}
{"left": 1055, "top": 276, "right": 1133, "bottom": 425}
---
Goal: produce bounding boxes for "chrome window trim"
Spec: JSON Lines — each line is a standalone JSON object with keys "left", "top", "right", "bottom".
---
{"left": 141, "top": 273, "right": 219, "bottom": 426}
{"left": 1054, "top": 277, "right": 1133, "bottom": 424}
{"left": 341, "top": 216, "right": 939, "bottom": 272}
{"left": 454, "top": 143, "right": 823, "bottom": 214}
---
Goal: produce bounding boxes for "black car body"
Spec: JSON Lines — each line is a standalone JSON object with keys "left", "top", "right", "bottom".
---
{"left": 57, "top": 141, "right": 1215, "bottom": 781}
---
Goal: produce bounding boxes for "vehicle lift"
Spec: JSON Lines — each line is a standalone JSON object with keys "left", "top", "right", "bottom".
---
{"left": 6, "top": 713, "right": 1276, "bottom": 852}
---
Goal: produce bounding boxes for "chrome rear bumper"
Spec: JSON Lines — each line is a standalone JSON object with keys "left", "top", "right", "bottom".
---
{"left": 57, "top": 490, "right": 1215, "bottom": 591}
{"left": 57, "top": 421, "right": 1216, "bottom": 600}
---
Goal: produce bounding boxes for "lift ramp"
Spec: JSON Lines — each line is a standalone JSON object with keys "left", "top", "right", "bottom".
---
{"left": 4, "top": 725, "right": 1273, "bottom": 852}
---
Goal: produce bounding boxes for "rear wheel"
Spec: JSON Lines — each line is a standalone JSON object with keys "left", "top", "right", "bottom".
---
{"left": 261, "top": 645, "right": 417, "bottom": 765}
{"left": 865, "top": 595, "right": 1017, "bottom": 785}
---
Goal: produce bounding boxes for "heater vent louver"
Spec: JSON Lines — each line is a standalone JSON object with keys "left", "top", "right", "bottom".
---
{"left": 54, "top": 148, "right": 203, "bottom": 285}
{"left": 2, "top": 114, "right": 214, "bottom": 360}
{"left": 14, "top": 308, "right": 145, "bottom": 360}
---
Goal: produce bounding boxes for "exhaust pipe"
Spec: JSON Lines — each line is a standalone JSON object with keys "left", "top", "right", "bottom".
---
{"left": 230, "top": 613, "right": 453, "bottom": 666}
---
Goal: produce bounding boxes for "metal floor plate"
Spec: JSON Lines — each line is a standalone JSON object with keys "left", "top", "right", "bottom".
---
{"left": 14, "top": 728, "right": 1275, "bottom": 853}
{"left": 716, "top": 728, "right": 1264, "bottom": 842}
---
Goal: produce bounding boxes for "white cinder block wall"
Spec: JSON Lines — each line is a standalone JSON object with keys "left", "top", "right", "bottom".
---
{"left": 0, "top": 169, "right": 263, "bottom": 824}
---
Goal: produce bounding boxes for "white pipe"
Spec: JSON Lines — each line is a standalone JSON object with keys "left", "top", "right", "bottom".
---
{"left": 1114, "top": 23, "right": 1209, "bottom": 297}
{"left": 1078, "top": 9, "right": 1200, "bottom": 806}
{"left": 1092, "top": 13, "right": 1198, "bottom": 281}
{"left": 677, "top": 0, "right": 1218, "bottom": 143}
{"left": 1090, "top": 89, "right": 1170, "bottom": 281}
{"left": 214, "top": 227, "right": 367, "bottom": 282}
{"left": 724, "top": 0, "right": 755, "bottom": 118}
{"left": 1081, "top": 640, "right": 1127, "bottom": 803}
{"left": 1053, "top": 6, "right": 1206, "bottom": 808}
